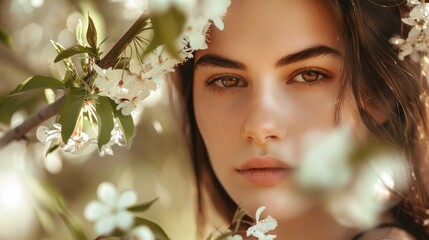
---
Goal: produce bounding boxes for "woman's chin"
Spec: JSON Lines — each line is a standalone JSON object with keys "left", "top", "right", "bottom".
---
{"left": 233, "top": 188, "right": 318, "bottom": 222}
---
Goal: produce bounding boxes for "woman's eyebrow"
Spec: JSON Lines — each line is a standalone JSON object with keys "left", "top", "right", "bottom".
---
{"left": 194, "top": 45, "right": 341, "bottom": 70}
{"left": 195, "top": 54, "right": 247, "bottom": 70}
{"left": 275, "top": 45, "right": 342, "bottom": 67}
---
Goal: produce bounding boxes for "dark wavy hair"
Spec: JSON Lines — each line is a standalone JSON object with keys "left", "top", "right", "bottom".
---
{"left": 174, "top": 0, "right": 429, "bottom": 238}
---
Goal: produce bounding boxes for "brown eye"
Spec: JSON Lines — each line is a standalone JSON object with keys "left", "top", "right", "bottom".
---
{"left": 301, "top": 71, "right": 320, "bottom": 82}
{"left": 290, "top": 68, "right": 329, "bottom": 84}
{"left": 211, "top": 75, "right": 247, "bottom": 88}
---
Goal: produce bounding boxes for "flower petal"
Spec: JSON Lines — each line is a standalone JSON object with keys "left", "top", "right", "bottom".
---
{"left": 95, "top": 215, "right": 116, "bottom": 235}
{"left": 84, "top": 201, "right": 109, "bottom": 221}
{"left": 255, "top": 206, "right": 266, "bottom": 223}
{"left": 129, "top": 59, "right": 143, "bottom": 75}
{"left": 130, "top": 226, "right": 155, "bottom": 240}
{"left": 97, "top": 182, "right": 118, "bottom": 207}
{"left": 401, "top": 17, "right": 416, "bottom": 26}
{"left": 118, "top": 189, "right": 138, "bottom": 208}
{"left": 408, "top": 26, "right": 422, "bottom": 40}
{"left": 116, "top": 210, "right": 134, "bottom": 230}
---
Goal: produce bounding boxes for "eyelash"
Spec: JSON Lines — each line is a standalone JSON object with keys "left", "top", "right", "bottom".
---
{"left": 206, "top": 73, "right": 247, "bottom": 91}
{"left": 288, "top": 67, "right": 331, "bottom": 87}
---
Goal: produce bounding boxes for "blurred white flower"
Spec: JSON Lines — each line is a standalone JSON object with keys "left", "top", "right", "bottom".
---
{"left": 295, "top": 127, "right": 354, "bottom": 193}
{"left": 326, "top": 150, "right": 409, "bottom": 228}
{"left": 129, "top": 225, "right": 155, "bottom": 240}
{"left": 246, "top": 206, "right": 277, "bottom": 240}
{"left": 182, "top": 16, "right": 209, "bottom": 50}
{"left": 84, "top": 182, "right": 137, "bottom": 235}
{"left": 408, "top": 0, "right": 421, "bottom": 6}
{"left": 226, "top": 235, "right": 243, "bottom": 240}
{"left": 199, "top": 0, "right": 231, "bottom": 31}
{"left": 148, "top": 0, "right": 197, "bottom": 13}
{"left": 294, "top": 126, "right": 410, "bottom": 229}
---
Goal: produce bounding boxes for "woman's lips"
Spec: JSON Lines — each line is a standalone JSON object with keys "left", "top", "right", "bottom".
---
{"left": 236, "top": 157, "right": 293, "bottom": 186}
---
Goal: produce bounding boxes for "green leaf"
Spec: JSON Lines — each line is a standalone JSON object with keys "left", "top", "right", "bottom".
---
{"left": 46, "top": 143, "right": 59, "bottom": 156}
{"left": 50, "top": 40, "right": 78, "bottom": 82}
{"left": 0, "top": 28, "right": 13, "bottom": 49}
{"left": 28, "top": 180, "right": 89, "bottom": 240}
{"left": 134, "top": 217, "right": 170, "bottom": 240}
{"left": 127, "top": 197, "right": 159, "bottom": 212}
{"left": 58, "top": 211, "right": 89, "bottom": 240}
{"left": 145, "top": 7, "right": 186, "bottom": 58}
{"left": 109, "top": 99, "right": 135, "bottom": 148}
{"left": 11, "top": 75, "right": 65, "bottom": 94}
{"left": 63, "top": 69, "right": 77, "bottom": 88}
{"left": 58, "top": 87, "right": 87, "bottom": 143}
{"left": 54, "top": 45, "right": 96, "bottom": 63}
{"left": 86, "top": 16, "right": 98, "bottom": 49}
{"left": 96, "top": 96, "right": 115, "bottom": 149}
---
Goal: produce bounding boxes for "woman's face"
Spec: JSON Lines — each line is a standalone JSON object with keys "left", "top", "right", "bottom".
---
{"left": 193, "top": 0, "right": 365, "bottom": 221}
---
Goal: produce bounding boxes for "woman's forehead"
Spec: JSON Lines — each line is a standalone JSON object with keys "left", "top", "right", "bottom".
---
{"left": 197, "top": 0, "right": 344, "bottom": 63}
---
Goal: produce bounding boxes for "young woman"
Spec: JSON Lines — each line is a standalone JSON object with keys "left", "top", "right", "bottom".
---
{"left": 174, "top": 0, "right": 429, "bottom": 239}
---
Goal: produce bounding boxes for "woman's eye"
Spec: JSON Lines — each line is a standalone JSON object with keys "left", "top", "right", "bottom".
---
{"left": 209, "top": 75, "right": 247, "bottom": 88}
{"left": 290, "top": 68, "right": 329, "bottom": 84}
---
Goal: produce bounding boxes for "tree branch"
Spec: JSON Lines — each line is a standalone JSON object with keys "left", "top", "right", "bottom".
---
{"left": 0, "top": 13, "right": 149, "bottom": 150}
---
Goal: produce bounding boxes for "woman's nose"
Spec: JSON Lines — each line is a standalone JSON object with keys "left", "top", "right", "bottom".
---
{"left": 242, "top": 90, "right": 287, "bottom": 145}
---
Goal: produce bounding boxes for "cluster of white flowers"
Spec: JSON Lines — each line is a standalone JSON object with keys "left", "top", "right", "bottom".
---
{"left": 390, "top": 0, "right": 429, "bottom": 84}
{"left": 93, "top": 59, "right": 160, "bottom": 116}
{"left": 295, "top": 127, "right": 410, "bottom": 228}
{"left": 35, "top": 0, "right": 231, "bottom": 163}
{"left": 93, "top": 0, "right": 231, "bottom": 116}
{"left": 37, "top": 119, "right": 126, "bottom": 157}
{"left": 84, "top": 182, "right": 155, "bottom": 240}
{"left": 390, "top": 0, "right": 429, "bottom": 60}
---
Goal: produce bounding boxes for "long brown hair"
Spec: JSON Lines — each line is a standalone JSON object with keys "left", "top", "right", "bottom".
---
{"left": 174, "top": 0, "right": 429, "bottom": 238}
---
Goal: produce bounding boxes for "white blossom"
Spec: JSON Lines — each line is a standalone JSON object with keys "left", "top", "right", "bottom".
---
{"left": 246, "top": 206, "right": 278, "bottom": 240}
{"left": 129, "top": 225, "right": 155, "bottom": 240}
{"left": 127, "top": 59, "right": 158, "bottom": 94}
{"left": 294, "top": 126, "right": 410, "bottom": 229}
{"left": 199, "top": 0, "right": 231, "bottom": 31}
{"left": 99, "top": 119, "right": 127, "bottom": 157}
{"left": 402, "top": 3, "right": 429, "bottom": 40}
{"left": 295, "top": 127, "right": 353, "bottom": 193}
{"left": 84, "top": 182, "right": 137, "bottom": 235}
{"left": 391, "top": 2, "right": 429, "bottom": 61}
{"left": 326, "top": 150, "right": 409, "bottom": 228}
{"left": 182, "top": 16, "right": 209, "bottom": 50}
{"left": 36, "top": 123, "right": 95, "bottom": 154}
{"left": 36, "top": 123, "right": 64, "bottom": 147}
{"left": 226, "top": 235, "right": 243, "bottom": 240}
{"left": 93, "top": 64, "right": 125, "bottom": 98}
{"left": 148, "top": 0, "right": 197, "bottom": 13}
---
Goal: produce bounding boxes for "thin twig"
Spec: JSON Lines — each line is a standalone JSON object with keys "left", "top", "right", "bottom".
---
{"left": 0, "top": 13, "right": 149, "bottom": 150}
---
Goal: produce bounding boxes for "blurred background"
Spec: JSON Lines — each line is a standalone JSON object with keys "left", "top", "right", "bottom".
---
{"left": 0, "top": 0, "right": 197, "bottom": 239}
